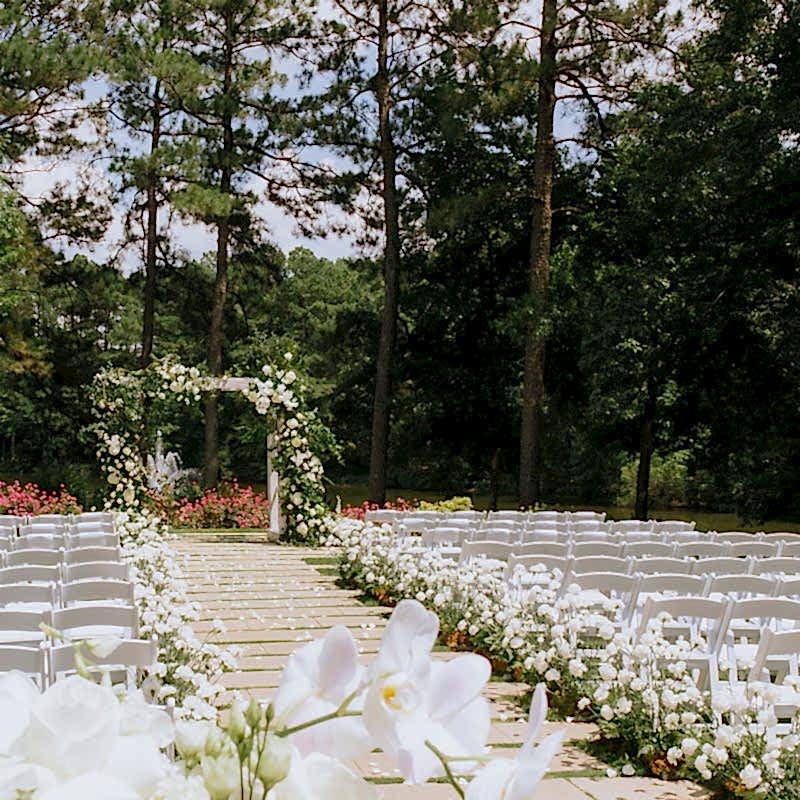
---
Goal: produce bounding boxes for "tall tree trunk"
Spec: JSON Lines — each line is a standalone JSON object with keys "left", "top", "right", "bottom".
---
{"left": 634, "top": 390, "right": 657, "bottom": 520}
{"left": 519, "top": 0, "right": 558, "bottom": 508}
{"left": 204, "top": 25, "right": 233, "bottom": 488}
{"left": 140, "top": 80, "right": 162, "bottom": 369}
{"left": 368, "top": 0, "right": 401, "bottom": 505}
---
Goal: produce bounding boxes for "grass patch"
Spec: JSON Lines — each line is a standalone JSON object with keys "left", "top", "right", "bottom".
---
{"left": 303, "top": 556, "right": 338, "bottom": 565}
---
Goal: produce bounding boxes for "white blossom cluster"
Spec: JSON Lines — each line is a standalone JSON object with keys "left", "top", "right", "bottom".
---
{"left": 329, "top": 518, "right": 800, "bottom": 798}
{"left": 116, "top": 511, "right": 236, "bottom": 720}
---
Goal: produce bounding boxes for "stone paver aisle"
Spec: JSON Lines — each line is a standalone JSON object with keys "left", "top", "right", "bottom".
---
{"left": 176, "top": 534, "right": 709, "bottom": 800}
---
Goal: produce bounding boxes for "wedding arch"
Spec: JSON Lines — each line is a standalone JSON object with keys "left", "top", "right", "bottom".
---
{"left": 88, "top": 356, "right": 331, "bottom": 543}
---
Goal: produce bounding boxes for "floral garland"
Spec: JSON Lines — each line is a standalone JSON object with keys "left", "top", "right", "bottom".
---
{"left": 89, "top": 355, "right": 332, "bottom": 544}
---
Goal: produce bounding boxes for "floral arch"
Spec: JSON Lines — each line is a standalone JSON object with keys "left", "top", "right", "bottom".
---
{"left": 89, "top": 356, "right": 332, "bottom": 543}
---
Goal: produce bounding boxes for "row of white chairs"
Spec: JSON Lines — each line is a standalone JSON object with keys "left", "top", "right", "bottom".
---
{"left": 393, "top": 517, "right": 697, "bottom": 536}
{"left": 0, "top": 532, "right": 120, "bottom": 551}
{"left": 367, "top": 509, "right": 607, "bottom": 524}
{"left": 0, "top": 578, "right": 134, "bottom": 608}
{"left": 0, "top": 545, "right": 121, "bottom": 566}
{"left": 0, "top": 638, "right": 154, "bottom": 689}
{"left": 421, "top": 530, "right": 799, "bottom": 557}
{"left": 0, "top": 512, "right": 114, "bottom": 527}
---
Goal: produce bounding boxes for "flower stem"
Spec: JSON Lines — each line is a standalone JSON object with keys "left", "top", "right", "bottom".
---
{"left": 425, "top": 740, "right": 465, "bottom": 800}
{"left": 276, "top": 690, "right": 361, "bottom": 737}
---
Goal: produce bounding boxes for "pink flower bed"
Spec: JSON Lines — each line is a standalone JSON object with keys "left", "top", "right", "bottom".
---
{"left": 171, "top": 481, "right": 271, "bottom": 529}
{"left": 340, "top": 498, "right": 416, "bottom": 520}
{"left": 0, "top": 480, "right": 82, "bottom": 516}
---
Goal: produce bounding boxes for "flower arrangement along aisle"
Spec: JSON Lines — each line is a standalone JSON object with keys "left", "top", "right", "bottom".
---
{"left": 328, "top": 519, "right": 800, "bottom": 799}
{"left": 0, "top": 600, "right": 561, "bottom": 800}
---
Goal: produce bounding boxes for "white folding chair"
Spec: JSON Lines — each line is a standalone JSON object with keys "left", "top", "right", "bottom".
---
{"left": 569, "top": 521, "right": 609, "bottom": 535}
{"left": 6, "top": 549, "right": 63, "bottom": 567}
{"left": 0, "top": 565, "right": 60, "bottom": 585}
{"left": 513, "top": 542, "right": 570, "bottom": 558}
{"left": 62, "top": 562, "right": 131, "bottom": 583}
{"left": 568, "top": 511, "right": 606, "bottom": 523}
{"left": 519, "top": 528, "right": 563, "bottom": 543}
{"left": 619, "top": 530, "right": 663, "bottom": 543}
{"left": 654, "top": 520, "right": 696, "bottom": 534}
{"left": 610, "top": 520, "right": 654, "bottom": 535}
{"left": 0, "top": 608, "right": 51, "bottom": 646}
{"left": 623, "top": 541, "right": 675, "bottom": 558}
{"left": 728, "top": 541, "right": 779, "bottom": 559}
{"left": 72, "top": 511, "right": 115, "bottom": 525}
{"left": 753, "top": 558, "right": 800, "bottom": 577}
{"left": 777, "top": 577, "right": 800, "bottom": 598}
{"left": 49, "top": 638, "right": 156, "bottom": 687}
{"left": 61, "top": 579, "right": 135, "bottom": 606}
{"left": 563, "top": 571, "right": 640, "bottom": 621}
{"left": 473, "top": 528, "right": 518, "bottom": 544}
{"left": 393, "top": 517, "right": 433, "bottom": 533}
{"left": 20, "top": 523, "right": 67, "bottom": 536}
{"left": 706, "top": 574, "right": 775, "bottom": 600}
{"left": 675, "top": 541, "right": 730, "bottom": 559}
{"left": 459, "top": 541, "right": 512, "bottom": 564}
{"left": 633, "top": 574, "right": 711, "bottom": 615}
{"left": 485, "top": 511, "right": 523, "bottom": 523}
{"left": 743, "top": 629, "right": 800, "bottom": 726}
{"left": 29, "top": 515, "right": 68, "bottom": 526}
{"left": 633, "top": 557, "right": 691, "bottom": 575}
{"left": 0, "top": 644, "right": 47, "bottom": 687}
{"left": 571, "top": 531, "right": 614, "bottom": 543}
{"left": 529, "top": 511, "right": 565, "bottom": 523}
{"left": 63, "top": 546, "right": 121, "bottom": 564}
{"left": 763, "top": 532, "right": 800, "bottom": 543}
{"left": 52, "top": 604, "right": 138, "bottom": 640}
{"left": 13, "top": 534, "right": 65, "bottom": 550}
{"left": 714, "top": 532, "right": 762, "bottom": 545}
{"left": 365, "top": 510, "right": 401, "bottom": 524}
{"left": 571, "top": 555, "right": 631, "bottom": 575}
{"left": 571, "top": 541, "right": 622, "bottom": 558}
{"left": 0, "top": 583, "right": 56, "bottom": 610}
{"left": 780, "top": 542, "right": 800, "bottom": 558}
{"left": 65, "top": 533, "right": 120, "bottom": 549}
{"left": 505, "top": 554, "right": 569, "bottom": 582}
{"left": 690, "top": 557, "right": 753, "bottom": 576}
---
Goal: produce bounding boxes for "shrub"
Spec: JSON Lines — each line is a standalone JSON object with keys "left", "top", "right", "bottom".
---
{"left": 418, "top": 496, "right": 474, "bottom": 512}
{"left": 617, "top": 450, "right": 691, "bottom": 508}
{"left": 152, "top": 480, "right": 272, "bottom": 529}
{"left": 339, "top": 498, "right": 416, "bottom": 520}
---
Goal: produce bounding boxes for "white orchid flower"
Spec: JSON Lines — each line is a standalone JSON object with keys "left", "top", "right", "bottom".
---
{"left": 364, "top": 599, "right": 491, "bottom": 783}
{"left": 274, "top": 625, "right": 370, "bottom": 760}
{"left": 269, "top": 750, "right": 377, "bottom": 800}
{"left": 466, "top": 684, "right": 563, "bottom": 800}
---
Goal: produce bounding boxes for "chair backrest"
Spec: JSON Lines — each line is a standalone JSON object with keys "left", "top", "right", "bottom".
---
{"left": 654, "top": 520, "right": 696, "bottom": 533}
{"left": 527, "top": 520, "right": 569, "bottom": 533}
{"left": 49, "top": 638, "right": 156, "bottom": 685}
{"left": 780, "top": 542, "right": 800, "bottom": 558}
{"left": 763, "top": 531, "right": 800, "bottom": 543}
{"left": 611, "top": 520, "right": 654, "bottom": 534}
{"left": 633, "top": 557, "right": 691, "bottom": 575}
{"left": 6, "top": 549, "right": 62, "bottom": 567}
{"left": 421, "top": 528, "right": 466, "bottom": 547}
{"left": 72, "top": 511, "right": 115, "bottom": 524}
{"left": 394, "top": 517, "right": 433, "bottom": 533}
{"left": 486, "top": 511, "right": 523, "bottom": 522}
{"left": 20, "top": 523, "right": 66, "bottom": 535}
{"left": 65, "top": 533, "right": 120, "bottom": 549}
{"left": 666, "top": 530, "right": 704, "bottom": 542}
{"left": 753, "top": 558, "right": 800, "bottom": 577}
{"left": 529, "top": 511, "right": 565, "bottom": 522}
{"left": 0, "top": 583, "right": 56, "bottom": 607}
{"left": 619, "top": 530, "right": 663, "bottom": 543}
{"left": 437, "top": 518, "right": 476, "bottom": 530}
{"left": 690, "top": 557, "right": 752, "bottom": 576}
{"left": 571, "top": 555, "right": 631, "bottom": 575}
{"left": 636, "top": 573, "right": 709, "bottom": 597}
{"left": 569, "top": 511, "right": 606, "bottom": 523}
{"left": 29, "top": 515, "right": 68, "bottom": 525}
{"left": 63, "top": 562, "right": 131, "bottom": 583}
{"left": 0, "top": 515, "right": 24, "bottom": 526}
{"left": 513, "top": 542, "right": 570, "bottom": 558}
{"left": 567, "top": 570, "right": 638, "bottom": 597}
{"left": 727, "top": 541, "right": 779, "bottom": 559}
{"left": 624, "top": 542, "right": 675, "bottom": 558}
{"left": 519, "top": 529, "right": 563, "bottom": 543}
{"left": 571, "top": 531, "right": 613, "bottom": 543}
{"left": 675, "top": 542, "right": 730, "bottom": 558}
{"left": 714, "top": 532, "right": 761, "bottom": 544}
{"left": 61, "top": 579, "right": 135, "bottom": 605}
{"left": 459, "top": 540, "right": 512, "bottom": 563}
{"left": 748, "top": 628, "right": 800, "bottom": 683}
{"left": 13, "top": 534, "right": 65, "bottom": 550}
{"left": 707, "top": 574, "right": 775, "bottom": 599}
{"left": 71, "top": 521, "right": 115, "bottom": 534}
{"left": 636, "top": 595, "right": 729, "bottom": 645}
{"left": 569, "top": 521, "right": 608, "bottom": 534}
{"left": 52, "top": 604, "right": 138, "bottom": 639}
{"left": 0, "top": 565, "right": 60, "bottom": 585}
{"left": 365, "top": 510, "right": 400, "bottom": 523}
{"left": 0, "top": 645, "right": 47, "bottom": 687}
{"left": 474, "top": 528, "right": 517, "bottom": 544}
{"left": 0, "top": 608, "right": 52, "bottom": 643}
{"left": 728, "top": 597, "right": 800, "bottom": 627}
{"left": 777, "top": 577, "right": 800, "bottom": 598}
{"left": 506, "top": 554, "right": 568, "bottom": 577}
{"left": 571, "top": 542, "right": 622, "bottom": 558}
{"left": 64, "top": 546, "right": 121, "bottom": 565}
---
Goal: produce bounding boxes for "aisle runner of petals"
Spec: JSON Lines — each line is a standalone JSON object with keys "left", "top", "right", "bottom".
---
{"left": 328, "top": 518, "right": 800, "bottom": 799}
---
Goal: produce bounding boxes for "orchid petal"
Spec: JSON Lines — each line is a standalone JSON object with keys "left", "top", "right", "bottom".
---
{"left": 427, "top": 654, "right": 490, "bottom": 721}
{"left": 465, "top": 759, "right": 516, "bottom": 800}
{"left": 373, "top": 600, "right": 438, "bottom": 676}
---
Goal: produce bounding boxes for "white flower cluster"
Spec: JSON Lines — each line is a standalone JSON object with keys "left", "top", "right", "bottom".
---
{"left": 330, "top": 518, "right": 800, "bottom": 798}
{"left": 116, "top": 511, "right": 236, "bottom": 720}
{"left": 0, "top": 600, "right": 561, "bottom": 799}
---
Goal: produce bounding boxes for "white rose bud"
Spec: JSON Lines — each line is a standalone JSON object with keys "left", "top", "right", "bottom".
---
{"left": 256, "top": 734, "right": 293, "bottom": 789}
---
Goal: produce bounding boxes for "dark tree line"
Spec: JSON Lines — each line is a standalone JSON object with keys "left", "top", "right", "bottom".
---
{"left": 0, "top": 0, "right": 797, "bottom": 520}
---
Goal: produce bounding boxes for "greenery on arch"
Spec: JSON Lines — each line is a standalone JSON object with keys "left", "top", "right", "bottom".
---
{"left": 89, "top": 355, "right": 337, "bottom": 543}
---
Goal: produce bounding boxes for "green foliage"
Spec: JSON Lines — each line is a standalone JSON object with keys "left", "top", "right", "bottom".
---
{"left": 418, "top": 496, "right": 474, "bottom": 512}
{"left": 617, "top": 451, "right": 691, "bottom": 509}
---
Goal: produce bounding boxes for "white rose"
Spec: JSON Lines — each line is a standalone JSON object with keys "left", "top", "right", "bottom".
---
{"left": 20, "top": 676, "right": 121, "bottom": 778}
{"left": 0, "top": 672, "right": 39, "bottom": 752}
{"left": 174, "top": 721, "right": 212, "bottom": 758}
